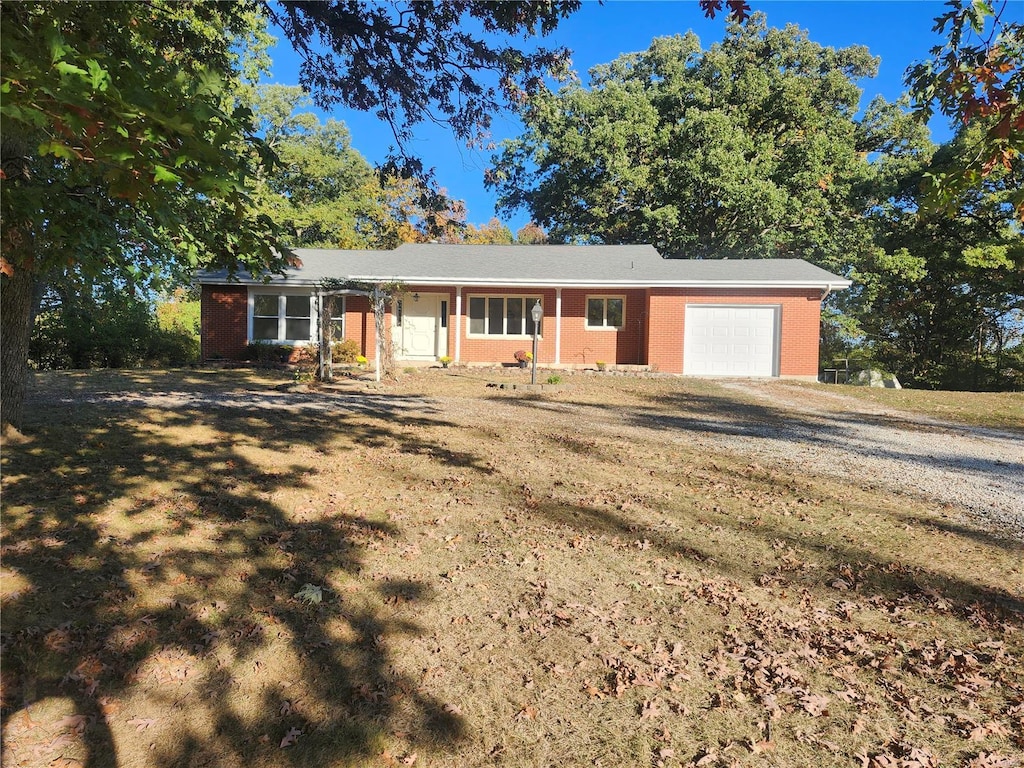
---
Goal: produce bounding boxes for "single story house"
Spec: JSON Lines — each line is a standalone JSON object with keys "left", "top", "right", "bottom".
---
{"left": 196, "top": 243, "right": 851, "bottom": 378}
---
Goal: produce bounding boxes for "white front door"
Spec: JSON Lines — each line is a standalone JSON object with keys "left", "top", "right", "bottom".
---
{"left": 683, "top": 305, "right": 779, "bottom": 377}
{"left": 396, "top": 293, "right": 444, "bottom": 360}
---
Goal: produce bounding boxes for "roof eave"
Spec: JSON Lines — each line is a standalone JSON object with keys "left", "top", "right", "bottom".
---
{"left": 196, "top": 275, "right": 853, "bottom": 291}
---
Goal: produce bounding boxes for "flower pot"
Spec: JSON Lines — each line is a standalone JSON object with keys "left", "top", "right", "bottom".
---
{"left": 518, "top": 361, "right": 528, "bottom": 368}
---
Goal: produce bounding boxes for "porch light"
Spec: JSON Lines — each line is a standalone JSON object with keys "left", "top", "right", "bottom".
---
{"left": 412, "top": 292, "right": 420, "bottom": 302}
{"left": 530, "top": 300, "right": 542, "bottom": 385}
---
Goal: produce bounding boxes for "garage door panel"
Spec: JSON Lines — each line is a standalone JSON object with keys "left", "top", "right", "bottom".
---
{"left": 683, "top": 305, "right": 778, "bottom": 377}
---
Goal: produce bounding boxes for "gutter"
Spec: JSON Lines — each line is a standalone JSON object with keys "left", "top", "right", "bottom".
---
{"left": 199, "top": 275, "right": 854, "bottom": 291}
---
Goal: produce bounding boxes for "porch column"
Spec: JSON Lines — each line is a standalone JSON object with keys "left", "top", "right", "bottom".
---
{"left": 555, "top": 287, "right": 562, "bottom": 365}
{"left": 454, "top": 286, "right": 462, "bottom": 362}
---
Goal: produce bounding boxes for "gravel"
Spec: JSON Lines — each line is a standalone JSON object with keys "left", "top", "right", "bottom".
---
{"left": 466, "top": 378, "right": 1024, "bottom": 542}
{"left": 40, "top": 374, "right": 1024, "bottom": 542}
{"left": 713, "top": 381, "right": 1024, "bottom": 538}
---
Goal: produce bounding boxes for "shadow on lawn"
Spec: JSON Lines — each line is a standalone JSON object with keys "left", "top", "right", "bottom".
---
{"left": 0, "top": 379, "right": 469, "bottom": 768}
{"left": 493, "top": 389, "right": 1024, "bottom": 617}
{"left": 495, "top": 386, "right": 1023, "bottom": 552}
{"left": 631, "top": 390, "right": 1024, "bottom": 493}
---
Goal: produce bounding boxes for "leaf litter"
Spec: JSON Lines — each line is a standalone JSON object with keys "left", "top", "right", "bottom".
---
{"left": 1, "top": 369, "right": 1021, "bottom": 767}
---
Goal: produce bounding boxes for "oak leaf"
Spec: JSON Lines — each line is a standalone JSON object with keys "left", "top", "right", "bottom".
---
{"left": 280, "top": 726, "right": 302, "bottom": 748}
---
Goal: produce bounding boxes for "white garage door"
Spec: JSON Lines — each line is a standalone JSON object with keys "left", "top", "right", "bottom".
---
{"left": 683, "top": 305, "right": 779, "bottom": 377}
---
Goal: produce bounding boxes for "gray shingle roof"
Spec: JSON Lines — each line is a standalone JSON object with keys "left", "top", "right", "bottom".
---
{"left": 195, "top": 243, "right": 851, "bottom": 289}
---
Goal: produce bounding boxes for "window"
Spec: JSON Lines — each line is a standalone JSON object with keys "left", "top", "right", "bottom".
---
{"left": 251, "top": 293, "right": 313, "bottom": 342}
{"left": 586, "top": 297, "right": 624, "bottom": 329}
{"left": 468, "top": 296, "right": 542, "bottom": 336}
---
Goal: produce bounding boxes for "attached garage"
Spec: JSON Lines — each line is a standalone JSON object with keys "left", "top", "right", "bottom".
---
{"left": 198, "top": 244, "right": 851, "bottom": 379}
{"left": 683, "top": 305, "right": 779, "bottom": 377}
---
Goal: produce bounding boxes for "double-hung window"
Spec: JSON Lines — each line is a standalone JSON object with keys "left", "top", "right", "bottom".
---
{"left": 251, "top": 293, "right": 313, "bottom": 342}
{"left": 586, "top": 296, "right": 624, "bottom": 329}
{"left": 468, "top": 296, "right": 542, "bottom": 337}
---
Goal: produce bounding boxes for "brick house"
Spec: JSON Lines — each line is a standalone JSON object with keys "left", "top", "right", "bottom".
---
{"left": 196, "top": 243, "right": 851, "bottom": 378}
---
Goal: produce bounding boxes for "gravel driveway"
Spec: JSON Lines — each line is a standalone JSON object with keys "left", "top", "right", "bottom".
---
{"left": 472, "top": 378, "right": 1024, "bottom": 542}
{"left": 669, "top": 380, "right": 1024, "bottom": 540}
{"left": 39, "top": 373, "right": 1024, "bottom": 541}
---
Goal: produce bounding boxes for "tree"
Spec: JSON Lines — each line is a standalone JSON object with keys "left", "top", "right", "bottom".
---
{"left": 460, "top": 219, "right": 515, "bottom": 244}
{"left": 489, "top": 16, "right": 885, "bottom": 267}
{"left": 267, "top": 1, "right": 581, "bottom": 171}
{"left": 849, "top": 122, "right": 1024, "bottom": 389}
{"left": 1, "top": 2, "right": 286, "bottom": 430}
{"left": 905, "top": 0, "right": 1023, "bottom": 218}
{"left": 516, "top": 222, "right": 549, "bottom": 244}
{"left": 1, "top": 0, "right": 583, "bottom": 431}
{"left": 249, "top": 85, "right": 391, "bottom": 249}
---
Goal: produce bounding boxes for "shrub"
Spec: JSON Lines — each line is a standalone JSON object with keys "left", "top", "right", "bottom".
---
{"left": 331, "top": 339, "right": 361, "bottom": 363}
{"left": 546, "top": 374, "right": 562, "bottom": 385}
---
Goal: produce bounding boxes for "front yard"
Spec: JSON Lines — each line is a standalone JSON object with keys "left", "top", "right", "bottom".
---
{"left": 2, "top": 369, "right": 1022, "bottom": 767}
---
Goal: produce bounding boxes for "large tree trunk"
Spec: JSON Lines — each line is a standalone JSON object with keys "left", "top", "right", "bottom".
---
{"left": 2, "top": 126, "right": 38, "bottom": 434}
{"left": 1, "top": 266, "right": 35, "bottom": 433}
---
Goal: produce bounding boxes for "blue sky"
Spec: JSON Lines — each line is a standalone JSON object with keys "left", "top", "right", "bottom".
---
{"left": 265, "top": 1, "right": 969, "bottom": 232}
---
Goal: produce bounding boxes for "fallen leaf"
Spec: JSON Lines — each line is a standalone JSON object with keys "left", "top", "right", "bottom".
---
{"left": 970, "top": 721, "right": 1011, "bottom": 741}
{"left": 799, "top": 693, "right": 830, "bottom": 717}
{"left": 280, "top": 726, "right": 302, "bottom": 748}
{"left": 515, "top": 705, "right": 538, "bottom": 721}
{"left": 966, "top": 753, "right": 1021, "bottom": 768}
{"left": 126, "top": 717, "right": 157, "bottom": 732}
{"left": 53, "top": 714, "right": 90, "bottom": 733}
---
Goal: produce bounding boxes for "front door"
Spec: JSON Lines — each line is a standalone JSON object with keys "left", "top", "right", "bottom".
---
{"left": 395, "top": 293, "right": 445, "bottom": 360}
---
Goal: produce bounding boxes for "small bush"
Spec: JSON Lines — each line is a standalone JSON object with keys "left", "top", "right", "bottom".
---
{"left": 331, "top": 339, "right": 361, "bottom": 363}
{"left": 546, "top": 374, "right": 562, "bottom": 385}
{"left": 245, "top": 341, "right": 279, "bottom": 366}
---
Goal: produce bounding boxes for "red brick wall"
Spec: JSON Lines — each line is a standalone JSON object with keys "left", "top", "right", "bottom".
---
{"left": 457, "top": 288, "right": 553, "bottom": 364}
{"left": 200, "top": 285, "right": 248, "bottom": 361}
{"left": 645, "top": 288, "right": 823, "bottom": 376}
{"left": 202, "top": 282, "right": 822, "bottom": 375}
{"left": 557, "top": 288, "right": 646, "bottom": 366}
{"left": 342, "top": 294, "right": 377, "bottom": 359}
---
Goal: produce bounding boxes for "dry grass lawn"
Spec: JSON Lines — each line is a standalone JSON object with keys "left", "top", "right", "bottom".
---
{"left": 2, "top": 368, "right": 1022, "bottom": 768}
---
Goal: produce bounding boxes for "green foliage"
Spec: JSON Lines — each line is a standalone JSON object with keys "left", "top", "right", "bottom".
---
{"left": 250, "top": 85, "right": 392, "bottom": 249}
{"left": 546, "top": 374, "right": 563, "bottom": 385}
{"left": 490, "top": 16, "right": 885, "bottom": 264}
{"left": 155, "top": 289, "right": 201, "bottom": 337}
{"left": 845, "top": 122, "right": 1023, "bottom": 390}
{"left": 267, "top": 1, "right": 581, "bottom": 169}
{"left": 0, "top": 2, "right": 286, "bottom": 280}
{"left": 331, "top": 339, "right": 362, "bottom": 364}
{"left": 905, "top": 0, "right": 1023, "bottom": 217}
{"left": 30, "top": 276, "right": 199, "bottom": 370}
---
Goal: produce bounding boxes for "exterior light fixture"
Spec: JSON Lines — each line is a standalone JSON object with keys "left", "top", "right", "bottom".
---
{"left": 530, "top": 300, "right": 543, "bottom": 385}
{"left": 412, "top": 292, "right": 420, "bottom": 302}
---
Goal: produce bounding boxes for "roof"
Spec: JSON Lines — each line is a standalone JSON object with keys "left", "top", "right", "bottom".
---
{"left": 195, "top": 243, "right": 852, "bottom": 290}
